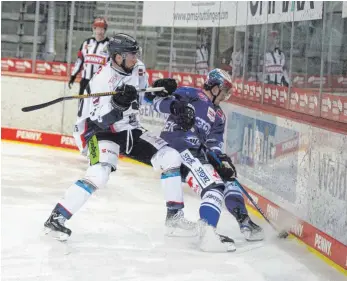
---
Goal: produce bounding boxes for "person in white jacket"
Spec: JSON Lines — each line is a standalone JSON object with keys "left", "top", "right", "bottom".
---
{"left": 264, "top": 30, "right": 289, "bottom": 87}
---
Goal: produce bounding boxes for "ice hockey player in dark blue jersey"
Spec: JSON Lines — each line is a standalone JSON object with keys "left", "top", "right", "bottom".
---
{"left": 147, "top": 69, "right": 264, "bottom": 251}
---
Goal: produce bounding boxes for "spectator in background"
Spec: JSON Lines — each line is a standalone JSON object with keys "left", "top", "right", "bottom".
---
{"left": 195, "top": 28, "right": 210, "bottom": 75}
{"left": 219, "top": 46, "right": 233, "bottom": 76}
{"left": 231, "top": 41, "right": 244, "bottom": 80}
{"left": 264, "top": 30, "right": 289, "bottom": 87}
{"left": 68, "top": 17, "right": 110, "bottom": 95}
{"left": 170, "top": 47, "right": 178, "bottom": 72}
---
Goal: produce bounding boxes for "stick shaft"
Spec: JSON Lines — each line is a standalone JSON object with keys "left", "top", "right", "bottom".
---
{"left": 233, "top": 179, "right": 280, "bottom": 232}
{"left": 201, "top": 143, "right": 284, "bottom": 233}
{"left": 22, "top": 87, "right": 165, "bottom": 112}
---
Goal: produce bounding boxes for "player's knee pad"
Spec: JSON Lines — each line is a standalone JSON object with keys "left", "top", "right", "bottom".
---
{"left": 224, "top": 180, "right": 242, "bottom": 197}
{"left": 184, "top": 162, "right": 224, "bottom": 197}
{"left": 224, "top": 181, "right": 247, "bottom": 214}
{"left": 88, "top": 138, "right": 120, "bottom": 170}
{"left": 151, "top": 145, "right": 181, "bottom": 171}
{"left": 199, "top": 188, "right": 224, "bottom": 227}
{"left": 83, "top": 163, "right": 112, "bottom": 190}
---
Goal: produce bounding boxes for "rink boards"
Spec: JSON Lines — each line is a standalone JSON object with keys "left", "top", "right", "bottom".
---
{"left": 1, "top": 126, "right": 346, "bottom": 272}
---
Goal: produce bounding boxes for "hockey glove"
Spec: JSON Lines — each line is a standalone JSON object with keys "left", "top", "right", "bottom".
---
{"left": 207, "top": 153, "right": 237, "bottom": 181}
{"left": 68, "top": 75, "right": 76, "bottom": 89}
{"left": 145, "top": 78, "right": 178, "bottom": 102}
{"left": 111, "top": 84, "right": 138, "bottom": 111}
{"left": 170, "top": 100, "right": 195, "bottom": 131}
{"left": 152, "top": 78, "right": 177, "bottom": 97}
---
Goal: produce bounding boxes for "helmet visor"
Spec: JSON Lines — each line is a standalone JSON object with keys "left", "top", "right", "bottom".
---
{"left": 122, "top": 46, "right": 142, "bottom": 60}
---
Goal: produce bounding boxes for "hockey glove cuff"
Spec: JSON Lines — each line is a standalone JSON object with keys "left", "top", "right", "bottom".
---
{"left": 68, "top": 75, "right": 76, "bottom": 89}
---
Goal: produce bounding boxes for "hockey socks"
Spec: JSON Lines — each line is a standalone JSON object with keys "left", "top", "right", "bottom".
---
{"left": 223, "top": 181, "right": 248, "bottom": 219}
{"left": 198, "top": 188, "right": 236, "bottom": 252}
{"left": 56, "top": 180, "right": 96, "bottom": 220}
{"left": 161, "top": 168, "right": 184, "bottom": 209}
{"left": 224, "top": 181, "right": 264, "bottom": 241}
{"left": 199, "top": 188, "right": 224, "bottom": 227}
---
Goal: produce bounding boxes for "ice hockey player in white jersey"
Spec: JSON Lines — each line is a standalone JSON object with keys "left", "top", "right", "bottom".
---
{"left": 44, "top": 33, "right": 196, "bottom": 240}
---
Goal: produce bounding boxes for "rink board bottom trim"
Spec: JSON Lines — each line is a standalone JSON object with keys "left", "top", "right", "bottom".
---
{"left": 1, "top": 127, "right": 346, "bottom": 273}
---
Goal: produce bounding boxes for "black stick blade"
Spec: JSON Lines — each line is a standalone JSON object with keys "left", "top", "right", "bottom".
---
{"left": 22, "top": 97, "right": 66, "bottom": 112}
{"left": 278, "top": 230, "right": 289, "bottom": 239}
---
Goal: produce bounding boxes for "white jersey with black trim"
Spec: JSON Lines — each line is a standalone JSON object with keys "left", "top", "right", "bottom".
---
{"left": 71, "top": 37, "right": 110, "bottom": 80}
{"left": 73, "top": 60, "right": 148, "bottom": 152}
{"left": 264, "top": 48, "right": 286, "bottom": 85}
{"left": 195, "top": 45, "right": 209, "bottom": 75}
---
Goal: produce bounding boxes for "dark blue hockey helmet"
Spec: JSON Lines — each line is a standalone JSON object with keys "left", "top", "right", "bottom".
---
{"left": 108, "top": 33, "right": 140, "bottom": 73}
{"left": 204, "top": 68, "right": 232, "bottom": 91}
{"left": 203, "top": 69, "right": 233, "bottom": 102}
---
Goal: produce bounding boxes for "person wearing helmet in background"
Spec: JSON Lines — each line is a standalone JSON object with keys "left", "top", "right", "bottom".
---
{"left": 146, "top": 69, "right": 264, "bottom": 252}
{"left": 44, "top": 33, "right": 197, "bottom": 241}
{"left": 69, "top": 17, "right": 110, "bottom": 116}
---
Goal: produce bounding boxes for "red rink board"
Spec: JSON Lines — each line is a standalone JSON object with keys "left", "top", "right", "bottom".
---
{"left": 1, "top": 126, "right": 346, "bottom": 270}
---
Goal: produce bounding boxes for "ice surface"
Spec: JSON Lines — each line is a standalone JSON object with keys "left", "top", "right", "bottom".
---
{"left": 1, "top": 141, "right": 345, "bottom": 281}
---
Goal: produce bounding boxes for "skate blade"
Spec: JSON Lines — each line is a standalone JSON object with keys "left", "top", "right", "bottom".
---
{"left": 199, "top": 227, "right": 236, "bottom": 252}
{"left": 243, "top": 229, "right": 265, "bottom": 242}
{"left": 44, "top": 227, "right": 70, "bottom": 242}
{"left": 165, "top": 226, "right": 197, "bottom": 237}
{"left": 199, "top": 239, "right": 236, "bottom": 252}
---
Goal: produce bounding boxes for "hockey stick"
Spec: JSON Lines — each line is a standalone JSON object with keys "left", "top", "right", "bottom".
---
{"left": 21, "top": 87, "right": 166, "bottom": 112}
{"left": 232, "top": 179, "right": 289, "bottom": 238}
{"left": 200, "top": 142, "right": 289, "bottom": 239}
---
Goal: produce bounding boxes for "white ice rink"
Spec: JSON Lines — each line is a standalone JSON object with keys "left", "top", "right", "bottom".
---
{"left": 1, "top": 141, "right": 345, "bottom": 281}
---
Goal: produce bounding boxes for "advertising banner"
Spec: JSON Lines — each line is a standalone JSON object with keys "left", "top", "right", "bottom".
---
{"left": 321, "top": 93, "right": 347, "bottom": 123}
{"left": 223, "top": 103, "right": 347, "bottom": 246}
{"left": 142, "top": 1, "right": 237, "bottom": 28}
{"left": 225, "top": 111, "right": 302, "bottom": 203}
{"left": 289, "top": 88, "right": 320, "bottom": 116}
{"left": 138, "top": 103, "right": 168, "bottom": 136}
{"left": 308, "top": 132, "right": 347, "bottom": 245}
{"left": 244, "top": 1, "right": 323, "bottom": 26}
{"left": 142, "top": 1, "right": 323, "bottom": 27}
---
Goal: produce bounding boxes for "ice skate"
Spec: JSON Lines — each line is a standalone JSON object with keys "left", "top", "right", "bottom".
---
{"left": 239, "top": 216, "right": 264, "bottom": 241}
{"left": 232, "top": 207, "right": 264, "bottom": 241}
{"left": 44, "top": 210, "right": 72, "bottom": 241}
{"left": 197, "top": 220, "right": 236, "bottom": 252}
{"left": 237, "top": 213, "right": 264, "bottom": 242}
{"left": 165, "top": 209, "right": 197, "bottom": 237}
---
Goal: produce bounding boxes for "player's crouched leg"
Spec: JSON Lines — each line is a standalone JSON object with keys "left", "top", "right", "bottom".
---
{"left": 151, "top": 146, "right": 196, "bottom": 236}
{"left": 224, "top": 181, "right": 264, "bottom": 241}
{"left": 44, "top": 137, "right": 119, "bottom": 241}
{"left": 198, "top": 187, "right": 236, "bottom": 252}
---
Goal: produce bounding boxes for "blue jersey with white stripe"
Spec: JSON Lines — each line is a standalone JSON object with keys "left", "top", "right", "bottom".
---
{"left": 153, "top": 87, "right": 226, "bottom": 154}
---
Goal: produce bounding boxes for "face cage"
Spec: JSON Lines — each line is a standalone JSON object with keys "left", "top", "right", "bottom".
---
{"left": 220, "top": 85, "right": 232, "bottom": 101}
{"left": 114, "top": 50, "right": 141, "bottom": 73}
{"left": 211, "top": 85, "right": 231, "bottom": 102}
